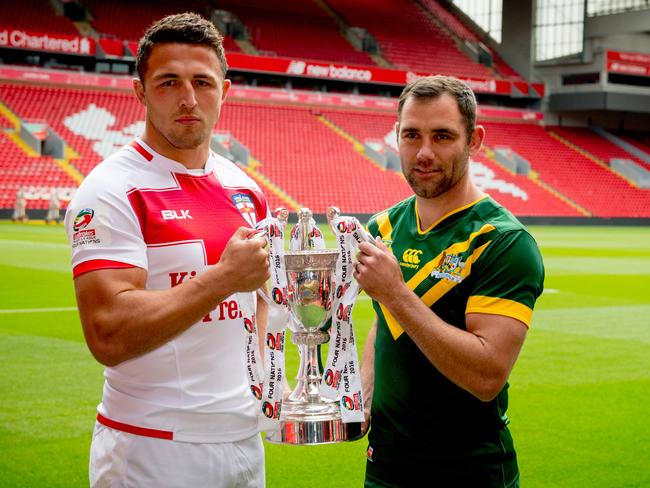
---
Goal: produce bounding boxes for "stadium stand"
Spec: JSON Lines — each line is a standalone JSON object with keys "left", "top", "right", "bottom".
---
{"left": 0, "top": 84, "right": 144, "bottom": 176}
{"left": 0, "top": 84, "right": 410, "bottom": 214}
{"left": 482, "top": 122, "right": 650, "bottom": 217}
{"left": 84, "top": 0, "right": 209, "bottom": 42}
{"left": 219, "top": 101, "right": 412, "bottom": 213}
{"left": 1, "top": 1, "right": 648, "bottom": 221}
{"left": 0, "top": 131, "right": 78, "bottom": 209}
{"left": 552, "top": 126, "right": 650, "bottom": 170}
{"left": 1, "top": 0, "right": 78, "bottom": 35}
{"left": 3, "top": 81, "right": 643, "bottom": 217}
{"left": 617, "top": 131, "right": 650, "bottom": 158}
{"left": 320, "top": 108, "right": 581, "bottom": 217}
{"left": 470, "top": 152, "right": 582, "bottom": 217}
{"left": 325, "top": 0, "right": 494, "bottom": 78}
{"left": 215, "top": 0, "right": 374, "bottom": 65}
{"left": 418, "top": 0, "right": 523, "bottom": 80}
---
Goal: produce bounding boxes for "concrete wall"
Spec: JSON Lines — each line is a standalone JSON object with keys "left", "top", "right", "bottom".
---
{"left": 500, "top": 0, "right": 535, "bottom": 80}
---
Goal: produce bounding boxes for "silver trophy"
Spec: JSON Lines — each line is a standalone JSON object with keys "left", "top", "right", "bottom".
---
{"left": 265, "top": 208, "right": 363, "bottom": 445}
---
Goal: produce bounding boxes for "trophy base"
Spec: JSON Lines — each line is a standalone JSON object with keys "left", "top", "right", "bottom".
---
{"left": 265, "top": 416, "right": 364, "bottom": 445}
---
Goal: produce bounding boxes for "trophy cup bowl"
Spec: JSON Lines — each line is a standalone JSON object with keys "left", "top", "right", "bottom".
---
{"left": 265, "top": 248, "right": 363, "bottom": 445}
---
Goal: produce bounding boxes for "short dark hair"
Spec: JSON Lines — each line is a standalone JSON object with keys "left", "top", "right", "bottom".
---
{"left": 136, "top": 12, "right": 228, "bottom": 82}
{"left": 398, "top": 75, "right": 477, "bottom": 142}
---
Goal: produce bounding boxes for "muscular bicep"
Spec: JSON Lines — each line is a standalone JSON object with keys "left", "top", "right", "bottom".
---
{"left": 466, "top": 312, "right": 528, "bottom": 380}
{"left": 74, "top": 267, "right": 147, "bottom": 361}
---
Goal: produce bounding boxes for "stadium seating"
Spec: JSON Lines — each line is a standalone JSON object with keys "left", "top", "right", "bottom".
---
{"left": 325, "top": 0, "right": 494, "bottom": 78}
{"left": 321, "top": 108, "right": 580, "bottom": 216}
{"left": 216, "top": 0, "right": 374, "bottom": 65}
{"left": 83, "top": 0, "right": 209, "bottom": 42}
{"left": 2, "top": 0, "right": 78, "bottom": 35}
{"left": 616, "top": 131, "right": 650, "bottom": 161}
{"left": 418, "top": 0, "right": 522, "bottom": 80}
{"left": 0, "top": 84, "right": 145, "bottom": 176}
{"left": 1, "top": 82, "right": 647, "bottom": 218}
{"left": 552, "top": 126, "right": 650, "bottom": 170}
{"left": 0, "top": 132, "right": 77, "bottom": 209}
{"left": 219, "top": 101, "right": 412, "bottom": 213}
{"left": 482, "top": 122, "right": 650, "bottom": 217}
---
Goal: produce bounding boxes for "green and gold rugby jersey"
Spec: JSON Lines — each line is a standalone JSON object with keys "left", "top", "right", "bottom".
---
{"left": 364, "top": 195, "right": 544, "bottom": 487}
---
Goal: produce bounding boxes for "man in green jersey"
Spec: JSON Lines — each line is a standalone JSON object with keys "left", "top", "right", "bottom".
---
{"left": 355, "top": 75, "right": 544, "bottom": 487}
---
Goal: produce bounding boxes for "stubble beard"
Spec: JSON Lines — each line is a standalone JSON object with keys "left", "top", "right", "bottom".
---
{"left": 405, "top": 146, "right": 470, "bottom": 199}
{"left": 160, "top": 117, "right": 208, "bottom": 150}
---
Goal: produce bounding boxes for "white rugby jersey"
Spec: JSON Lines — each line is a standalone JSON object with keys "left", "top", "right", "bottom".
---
{"left": 65, "top": 138, "right": 268, "bottom": 443}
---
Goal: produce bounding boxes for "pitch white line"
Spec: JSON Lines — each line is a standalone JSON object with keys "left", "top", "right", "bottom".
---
{"left": 0, "top": 239, "right": 68, "bottom": 249}
{"left": 0, "top": 307, "right": 77, "bottom": 314}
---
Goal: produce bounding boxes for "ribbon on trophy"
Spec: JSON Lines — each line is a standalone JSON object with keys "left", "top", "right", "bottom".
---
{"left": 240, "top": 209, "right": 290, "bottom": 431}
{"left": 320, "top": 209, "right": 367, "bottom": 423}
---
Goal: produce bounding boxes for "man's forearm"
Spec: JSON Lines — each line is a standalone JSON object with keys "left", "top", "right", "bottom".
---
{"left": 77, "top": 263, "right": 240, "bottom": 366}
{"left": 380, "top": 284, "right": 525, "bottom": 401}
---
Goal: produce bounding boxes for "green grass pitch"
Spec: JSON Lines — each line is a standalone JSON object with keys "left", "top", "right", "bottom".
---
{"left": 0, "top": 221, "right": 649, "bottom": 487}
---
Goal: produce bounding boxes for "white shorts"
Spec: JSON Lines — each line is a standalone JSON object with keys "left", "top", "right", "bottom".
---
{"left": 89, "top": 422, "right": 265, "bottom": 488}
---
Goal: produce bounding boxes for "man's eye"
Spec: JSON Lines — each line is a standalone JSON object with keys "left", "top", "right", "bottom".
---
{"left": 161, "top": 80, "right": 174, "bottom": 87}
{"left": 196, "top": 80, "right": 209, "bottom": 87}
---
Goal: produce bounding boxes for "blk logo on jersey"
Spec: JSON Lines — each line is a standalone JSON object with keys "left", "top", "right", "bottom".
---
{"left": 161, "top": 209, "right": 193, "bottom": 220}
{"left": 73, "top": 208, "right": 94, "bottom": 231}
{"left": 231, "top": 193, "right": 257, "bottom": 227}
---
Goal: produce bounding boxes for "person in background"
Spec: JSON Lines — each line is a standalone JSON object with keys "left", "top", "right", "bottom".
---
{"left": 12, "top": 187, "right": 27, "bottom": 222}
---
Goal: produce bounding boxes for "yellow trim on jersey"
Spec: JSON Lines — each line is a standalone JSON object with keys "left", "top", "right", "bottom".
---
{"left": 375, "top": 211, "right": 393, "bottom": 241}
{"left": 466, "top": 296, "right": 533, "bottom": 327}
{"left": 381, "top": 240, "right": 491, "bottom": 340}
{"left": 407, "top": 223, "right": 495, "bottom": 289}
{"left": 416, "top": 194, "right": 489, "bottom": 234}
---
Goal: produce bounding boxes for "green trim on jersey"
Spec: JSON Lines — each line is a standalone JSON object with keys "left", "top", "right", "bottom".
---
{"left": 365, "top": 195, "right": 544, "bottom": 487}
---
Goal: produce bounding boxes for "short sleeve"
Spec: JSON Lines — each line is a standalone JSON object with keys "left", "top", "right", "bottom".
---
{"left": 65, "top": 172, "right": 147, "bottom": 278}
{"left": 466, "top": 230, "right": 544, "bottom": 327}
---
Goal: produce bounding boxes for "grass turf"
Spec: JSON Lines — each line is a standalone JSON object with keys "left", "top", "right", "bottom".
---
{"left": 0, "top": 221, "right": 649, "bottom": 487}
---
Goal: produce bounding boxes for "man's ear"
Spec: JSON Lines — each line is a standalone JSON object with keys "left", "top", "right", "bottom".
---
{"left": 469, "top": 125, "right": 485, "bottom": 155}
{"left": 221, "top": 79, "right": 231, "bottom": 102}
{"left": 395, "top": 121, "right": 400, "bottom": 143}
{"left": 133, "top": 78, "right": 146, "bottom": 106}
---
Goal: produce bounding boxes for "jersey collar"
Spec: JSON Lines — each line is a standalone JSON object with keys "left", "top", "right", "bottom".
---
{"left": 415, "top": 194, "right": 489, "bottom": 234}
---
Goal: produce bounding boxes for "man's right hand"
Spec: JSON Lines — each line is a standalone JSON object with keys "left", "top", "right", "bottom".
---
{"left": 217, "top": 227, "right": 270, "bottom": 293}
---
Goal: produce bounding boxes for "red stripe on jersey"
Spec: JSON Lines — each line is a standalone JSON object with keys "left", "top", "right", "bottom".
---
{"left": 130, "top": 141, "right": 153, "bottom": 161}
{"left": 73, "top": 259, "right": 137, "bottom": 278}
{"left": 97, "top": 413, "right": 174, "bottom": 440}
{"left": 128, "top": 172, "right": 267, "bottom": 265}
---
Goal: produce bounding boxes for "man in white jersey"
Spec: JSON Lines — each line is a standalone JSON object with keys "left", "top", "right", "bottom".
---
{"left": 65, "top": 13, "right": 270, "bottom": 487}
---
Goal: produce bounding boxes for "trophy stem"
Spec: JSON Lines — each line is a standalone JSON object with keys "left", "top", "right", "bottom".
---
{"left": 266, "top": 329, "right": 363, "bottom": 445}
{"left": 288, "top": 331, "right": 330, "bottom": 404}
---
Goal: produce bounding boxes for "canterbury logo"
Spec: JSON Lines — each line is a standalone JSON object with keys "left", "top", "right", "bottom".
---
{"left": 402, "top": 249, "right": 422, "bottom": 264}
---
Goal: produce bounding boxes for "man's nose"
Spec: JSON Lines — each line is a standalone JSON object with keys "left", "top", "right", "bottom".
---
{"left": 416, "top": 138, "right": 435, "bottom": 162}
{"left": 179, "top": 81, "right": 197, "bottom": 108}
